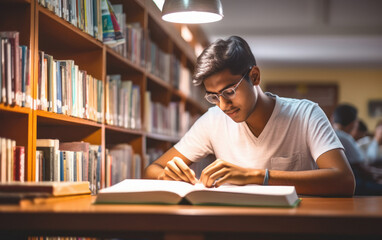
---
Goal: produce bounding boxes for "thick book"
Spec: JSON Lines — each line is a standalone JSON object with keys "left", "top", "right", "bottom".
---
{"left": 95, "top": 179, "right": 300, "bottom": 207}
{"left": 0, "top": 181, "right": 91, "bottom": 197}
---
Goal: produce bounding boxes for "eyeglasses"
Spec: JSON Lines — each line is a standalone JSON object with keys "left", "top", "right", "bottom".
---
{"left": 204, "top": 68, "right": 251, "bottom": 105}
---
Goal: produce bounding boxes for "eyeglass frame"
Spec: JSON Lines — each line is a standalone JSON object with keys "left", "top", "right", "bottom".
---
{"left": 204, "top": 67, "right": 252, "bottom": 104}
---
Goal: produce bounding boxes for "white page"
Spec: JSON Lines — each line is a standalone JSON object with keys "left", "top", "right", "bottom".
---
{"left": 201, "top": 184, "right": 296, "bottom": 196}
{"left": 99, "top": 179, "right": 199, "bottom": 197}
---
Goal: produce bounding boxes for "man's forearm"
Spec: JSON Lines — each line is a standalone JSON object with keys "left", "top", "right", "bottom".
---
{"left": 143, "top": 163, "right": 164, "bottom": 179}
{"left": 263, "top": 168, "right": 355, "bottom": 196}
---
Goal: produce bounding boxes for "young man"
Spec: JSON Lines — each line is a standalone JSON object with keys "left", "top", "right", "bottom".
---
{"left": 144, "top": 36, "right": 355, "bottom": 196}
{"left": 332, "top": 104, "right": 364, "bottom": 165}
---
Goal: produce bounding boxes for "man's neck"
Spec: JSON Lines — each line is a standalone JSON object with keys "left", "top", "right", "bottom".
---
{"left": 245, "top": 90, "right": 276, "bottom": 137}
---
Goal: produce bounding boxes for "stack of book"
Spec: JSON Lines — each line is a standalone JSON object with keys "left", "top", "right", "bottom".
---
{"left": 0, "top": 181, "right": 91, "bottom": 204}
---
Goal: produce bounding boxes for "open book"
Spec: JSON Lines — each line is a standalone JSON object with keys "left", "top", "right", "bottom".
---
{"left": 95, "top": 179, "right": 300, "bottom": 207}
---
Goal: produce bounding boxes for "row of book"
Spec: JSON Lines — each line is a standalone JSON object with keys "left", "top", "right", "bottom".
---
{"left": 0, "top": 32, "right": 32, "bottom": 108}
{"left": 109, "top": 5, "right": 194, "bottom": 96}
{"left": 110, "top": 3, "right": 146, "bottom": 67}
{"left": 105, "top": 75, "right": 141, "bottom": 129}
{"left": 38, "top": 0, "right": 103, "bottom": 41}
{"left": 37, "top": 51, "right": 104, "bottom": 122}
{"left": 105, "top": 143, "right": 143, "bottom": 187}
{"left": 145, "top": 91, "right": 196, "bottom": 137}
{"left": 0, "top": 137, "right": 25, "bottom": 183}
{"left": 36, "top": 139, "right": 101, "bottom": 194}
{"left": 172, "top": 58, "right": 193, "bottom": 97}
{"left": 147, "top": 40, "right": 171, "bottom": 84}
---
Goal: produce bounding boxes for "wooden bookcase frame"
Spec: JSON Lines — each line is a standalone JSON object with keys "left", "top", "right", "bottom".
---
{"left": 0, "top": 0, "right": 207, "bottom": 183}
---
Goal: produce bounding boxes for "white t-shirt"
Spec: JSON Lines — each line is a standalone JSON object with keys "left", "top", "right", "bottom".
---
{"left": 174, "top": 94, "right": 343, "bottom": 171}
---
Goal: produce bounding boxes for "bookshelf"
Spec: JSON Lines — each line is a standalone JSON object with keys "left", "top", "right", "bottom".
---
{"left": 0, "top": 0, "right": 208, "bottom": 185}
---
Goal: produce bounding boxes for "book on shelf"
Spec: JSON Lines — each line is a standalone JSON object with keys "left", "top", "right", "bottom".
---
{"left": 105, "top": 75, "right": 140, "bottom": 129}
{"left": 36, "top": 139, "right": 59, "bottom": 182}
{"left": 0, "top": 137, "right": 25, "bottom": 183}
{"left": 105, "top": 144, "right": 141, "bottom": 187}
{"left": 95, "top": 179, "right": 301, "bottom": 208}
{"left": 37, "top": 52, "right": 103, "bottom": 122}
{"left": 0, "top": 31, "right": 19, "bottom": 106}
{"left": 13, "top": 146, "right": 25, "bottom": 182}
{"left": 0, "top": 32, "right": 31, "bottom": 107}
{"left": 34, "top": 139, "right": 101, "bottom": 194}
{"left": 39, "top": 0, "right": 102, "bottom": 41}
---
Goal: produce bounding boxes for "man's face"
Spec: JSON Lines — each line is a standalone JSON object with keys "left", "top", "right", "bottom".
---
{"left": 203, "top": 69, "right": 258, "bottom": 122}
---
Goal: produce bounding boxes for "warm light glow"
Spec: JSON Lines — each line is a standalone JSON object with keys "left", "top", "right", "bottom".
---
{"left": 181, "top": 25, "right": 193, "bottom": 42}
{"left": 162, "top": 11, "right": 223, "bottom": 24}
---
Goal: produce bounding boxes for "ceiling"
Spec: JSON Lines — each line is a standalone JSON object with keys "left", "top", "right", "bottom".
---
{"left": 199, "top": 0, "right": 382, "bottom": 68}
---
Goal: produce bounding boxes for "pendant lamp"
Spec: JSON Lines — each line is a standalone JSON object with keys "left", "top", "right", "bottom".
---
{"left": 162, "top": 0, "right": 223, "bottom": 24}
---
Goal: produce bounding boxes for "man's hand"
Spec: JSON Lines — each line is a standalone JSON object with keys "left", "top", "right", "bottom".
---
{"left": 158, "top": 157, "right": 197, "bottom": 184}
{"left": 200, "top": 159, "right": 260, "bottom": 187}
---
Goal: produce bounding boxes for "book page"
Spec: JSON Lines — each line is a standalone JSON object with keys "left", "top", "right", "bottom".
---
{"left": 201, "top": 184, "right": 296, "bottom": 196}
{"left": 99, "top": 179, "right": 198, "bottom": 197}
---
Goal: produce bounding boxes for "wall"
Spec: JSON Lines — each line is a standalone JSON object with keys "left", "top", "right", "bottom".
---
{"left": 260, "top": 67, "right": 382, "bottom": 132}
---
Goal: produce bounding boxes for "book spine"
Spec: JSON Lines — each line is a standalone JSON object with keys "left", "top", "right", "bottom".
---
{"left": 36, "top": 146, "right": 54, "bottom": 181}
{"left": 13, "top": 146, "right": 25, "bottom": 182}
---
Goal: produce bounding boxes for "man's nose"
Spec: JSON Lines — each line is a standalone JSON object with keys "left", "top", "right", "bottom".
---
{"left": 218, "top": 95, "right": 232, "bottom": 110}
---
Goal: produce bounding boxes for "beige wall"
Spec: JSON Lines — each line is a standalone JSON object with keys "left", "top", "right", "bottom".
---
{"left": 259, "top": 67, "right": 382, "bottom": 132}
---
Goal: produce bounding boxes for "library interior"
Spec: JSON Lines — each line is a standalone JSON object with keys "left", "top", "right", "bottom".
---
{"left": 0, "top": 0, "right": 382, "bottom": 239}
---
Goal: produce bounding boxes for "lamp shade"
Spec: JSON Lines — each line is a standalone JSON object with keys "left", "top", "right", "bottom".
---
{"left": 162, "top": 0, "right": 223, "bottom": 24}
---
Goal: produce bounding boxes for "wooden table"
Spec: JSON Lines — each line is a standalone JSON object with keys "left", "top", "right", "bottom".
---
{"left": 0, "top": 195, "right": 382, "bottom": 240}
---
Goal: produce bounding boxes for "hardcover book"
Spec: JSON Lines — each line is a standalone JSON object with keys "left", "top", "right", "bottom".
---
{"left": 0, "top": 181, "right": 91, "bottom": 197}
{"left": 95, "top": 179, "right": 300, "bottom": 207}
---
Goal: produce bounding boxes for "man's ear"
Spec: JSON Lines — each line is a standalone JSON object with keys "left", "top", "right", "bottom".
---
{"left": 249, "top": 66, "right": 260, "bottom": 85}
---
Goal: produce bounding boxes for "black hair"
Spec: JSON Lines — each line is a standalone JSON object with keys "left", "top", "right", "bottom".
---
{"left": 357, "top": 119, "right": 368, "bottom": 132}
{"left": 333, "top": 104, "right": 358, "bottom": 126}
{"left": 193, "top": 36, "right": 256, "bottom": 86}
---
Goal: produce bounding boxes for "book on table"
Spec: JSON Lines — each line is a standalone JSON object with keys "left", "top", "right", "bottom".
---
{"left": 0, "top": 181, "right": 91, "bottom": 203}
{"left": 94, "top": 179, "right": 300, "bottom": 207}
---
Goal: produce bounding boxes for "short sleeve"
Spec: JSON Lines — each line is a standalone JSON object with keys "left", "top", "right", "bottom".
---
{"left": 174, "top": 109, "right": 214, "bottom": 162}
{"left": 307, "top": 104, "right": 344, "bottom": 160}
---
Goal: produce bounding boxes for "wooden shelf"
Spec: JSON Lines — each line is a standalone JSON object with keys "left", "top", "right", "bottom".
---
{"left": 146, "top": 132, "right": 180, "bottom": 143}
{"left": 146, "top": 72, "right": 172, "bottom": 90}
{"left": 0, "top": 104, "right": 32, "bottom": 115}
{"left": 106, "top": 46, "right": 146, "bottom": 75}
{"left": 105, "top": 124, "right": 143, "bottom": 136}
{"left": 36, "top": 110, "right": 102, "bottom": 127}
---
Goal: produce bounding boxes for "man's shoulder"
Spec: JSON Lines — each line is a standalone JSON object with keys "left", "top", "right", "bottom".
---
{"left": 279, "top": 95, "right": 317, "bottom": 107}
{"left": 276, "top": 95, "right": 319, "bottom": 116}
